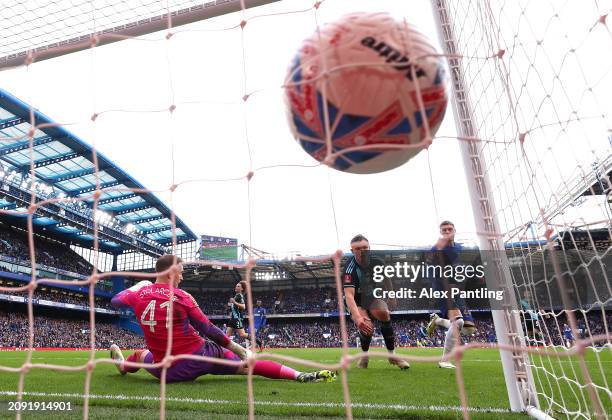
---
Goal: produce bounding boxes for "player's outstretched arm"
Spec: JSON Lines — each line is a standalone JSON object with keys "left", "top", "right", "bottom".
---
{"left": 344, "top": 288, "right": 373, "bottom": 336}
{"left": 187, "top": 305, "right": 250, "bottom": 360}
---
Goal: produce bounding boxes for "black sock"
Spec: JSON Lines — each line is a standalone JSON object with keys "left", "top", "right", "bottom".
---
{"left": 359, "top": 332, "right": 372, "bottom": 352}
{"left": 381, "top": 321, "right": 395, "bottom": 351}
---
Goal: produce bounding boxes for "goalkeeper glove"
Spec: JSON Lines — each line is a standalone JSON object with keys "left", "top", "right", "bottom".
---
{"left": 226, "top": 341, "right": 252, "bottom": 361}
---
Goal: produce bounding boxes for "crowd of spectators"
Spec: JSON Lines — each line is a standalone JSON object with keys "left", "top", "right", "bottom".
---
{"left": 272, "top": 288, "right": 337, "bottom": 313}
{"left": 199, "top": 287, "right": 339, "bottom": 316}
{"left": 0, "top": 224, "right": 94, "bottom": 276}
{"left": 535, "top": 312, "right": 612, "bottom": 346}
{"left": 0, "top": 311, "right": 143, "bottom": 349}
{"left": 198, "top": 286, "right": 500, "bottom": 315}
{"left": 219, "top": 312, "right": 611, "bottom": 349}
{"left": 1, "top": 307, "right": 609, "bottom": 350}
{"left": 0, "top": 281, "right": 114, "bottom": 310}
{"left": 229, "top": 316, "right": 499, "bottom": 348}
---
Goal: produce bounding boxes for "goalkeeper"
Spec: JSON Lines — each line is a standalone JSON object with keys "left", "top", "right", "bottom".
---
{"left": 109, "top": 255, "right": 335, "bottom": 383}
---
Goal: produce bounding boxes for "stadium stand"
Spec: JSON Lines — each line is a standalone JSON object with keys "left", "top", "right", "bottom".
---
{"left": 0, "top": 310, "right": 143, "bottom": 349}
{"left": 0, "top": 222, "right": 94, "bottom": 276}
{"left": 1, "top": 276, "right": 609, "bottom": 350}
{"left": 0, "top": 279, "right": 114, "bottom": 310}
{"left": 198, "top": 287, "right": 338, "bottom": 316}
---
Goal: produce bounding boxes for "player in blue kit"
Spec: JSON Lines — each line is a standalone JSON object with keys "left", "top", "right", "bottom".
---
{"left": 425, "top": 221, "right": 477, "bottom": 369}
{"left": 252, "top": 300, "right": 267, "bottom": 351}
{"left": 563, "top": 324, "right": 574, "bottom": 348}
{"left": 246, "top": 299, "right": 267, "bottom": 351}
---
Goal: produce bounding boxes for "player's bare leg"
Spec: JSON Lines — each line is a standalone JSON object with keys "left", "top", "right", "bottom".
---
{"left": 369, "top": 300, "right": 409, "bottom": 370}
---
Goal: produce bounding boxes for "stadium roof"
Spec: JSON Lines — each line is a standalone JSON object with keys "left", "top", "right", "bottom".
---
{"left": 0, "top": 88, "right": 197, "bottom": 251}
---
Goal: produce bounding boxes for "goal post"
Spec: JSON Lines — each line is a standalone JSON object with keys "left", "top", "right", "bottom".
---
{"left": 431, "top": 0, "right": 610, "bottom": 418}
{"left": 431, "top": 0, "right": 541, "bottom": 413}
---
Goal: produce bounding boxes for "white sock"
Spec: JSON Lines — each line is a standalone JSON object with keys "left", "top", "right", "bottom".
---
{"left": 442, "top": 318, "right": 464, "bottom": 360}
{"left": 435, "top": 317, "right": 451, "bottom": 329}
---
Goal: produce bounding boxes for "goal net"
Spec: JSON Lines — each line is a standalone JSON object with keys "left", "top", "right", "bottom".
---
{"left": 433, "top": 0, "right": 611, "bottom": 418}
{"left": 0, "top": 0, "right": 609, "bottom": 419}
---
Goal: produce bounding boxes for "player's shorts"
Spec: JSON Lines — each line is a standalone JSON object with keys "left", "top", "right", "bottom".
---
{"left": 433, "top": 277, "right": 469, "bottom": 319}
{"left": 144, "top": 342, "right": 241, "bottom": 383}
{"left": 228, "top": 318, "right": 244, "bottom": 330}
{"left": 343, "top": 295, "right": 388, "bottom": 322}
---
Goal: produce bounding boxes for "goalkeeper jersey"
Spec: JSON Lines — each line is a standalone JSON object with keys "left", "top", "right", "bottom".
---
{"left": 111, "top": 282, "right": 230, "bottom": 363}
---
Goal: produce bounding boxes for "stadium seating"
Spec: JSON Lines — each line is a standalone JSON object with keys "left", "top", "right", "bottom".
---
{"left": 0, "top": 311, "right": 143, "bottom": 349}
{"left": 0, "top": 223, "right": 95, "bottom": 276}
{"left": 1, "top": 302, "right": 608, "bottom": 349}
{"left": 0, "top": 279, "right": 114, "bottom": 310}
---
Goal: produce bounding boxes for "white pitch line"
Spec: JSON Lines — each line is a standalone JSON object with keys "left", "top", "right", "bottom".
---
{"left": 0, "top": 391, "right": 511, "bottom": 413}
{"left": 1, "top": 357, "right": 610, "bottom": 365}
{"left": 315, "top": 358, "right": 611, "bottom": 364}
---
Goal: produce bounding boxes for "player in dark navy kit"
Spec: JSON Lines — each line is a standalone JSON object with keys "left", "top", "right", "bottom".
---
{"left": 226, "top": 281, "right": 248, "bottom": 340}
{"left": 226, "top": 281, "right": 263, "bottom": 350}
{"left": 519, "top": 289, "right": 543, "bottom": 345}
{"left": 425, "top": 220, "right": 476, "bottom": 369}
{"left": 343, "top": 234, "right": 410, "bottom": 370}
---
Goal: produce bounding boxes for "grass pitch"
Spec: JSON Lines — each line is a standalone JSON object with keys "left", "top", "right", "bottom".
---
{"left": 0, "top": 347, "right": 609, "bottom": 419}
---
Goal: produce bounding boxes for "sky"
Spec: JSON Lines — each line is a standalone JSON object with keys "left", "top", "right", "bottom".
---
{"left": 1, "top": 0, "right": 610, "bottom": 257}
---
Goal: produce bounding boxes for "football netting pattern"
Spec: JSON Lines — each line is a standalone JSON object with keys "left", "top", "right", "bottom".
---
{"left": 0, "top": 0, "right": 610, "bottom": 419}
{"left": 434, "top": 0, "right": 611, "bottom": 418}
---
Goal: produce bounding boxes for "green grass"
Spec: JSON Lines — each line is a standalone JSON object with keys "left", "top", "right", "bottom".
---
{"left": 0, "top": 348, "right": 609, "bottom": 419}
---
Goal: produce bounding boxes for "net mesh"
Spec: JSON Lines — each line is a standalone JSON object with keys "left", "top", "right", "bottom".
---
{"left": 435, "top": 0, "right": 611, "bottom": 418}
{"left": 0, "top": 0, "right": 610, "bottom": 419}
{"left": 0, "top": 0, "right": 269, "bottom": 68}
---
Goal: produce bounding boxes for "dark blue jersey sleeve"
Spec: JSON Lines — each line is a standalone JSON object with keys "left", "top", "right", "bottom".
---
{"left": 342, "top": 257, "right": 357, "bottom": 289}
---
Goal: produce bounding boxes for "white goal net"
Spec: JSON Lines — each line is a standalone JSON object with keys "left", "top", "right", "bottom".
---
{"left": 0, "top": 0, "right": 610, "bottom": 419}
{"left": 433, "top": 0, "right": 611, "bottom": 418}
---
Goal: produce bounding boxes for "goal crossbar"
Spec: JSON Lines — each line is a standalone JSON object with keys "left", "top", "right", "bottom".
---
{"left": 0, "top": 0, "right": 281, "bottom": 71}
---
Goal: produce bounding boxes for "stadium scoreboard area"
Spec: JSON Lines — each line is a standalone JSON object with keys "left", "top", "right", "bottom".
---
{"left": 198, "top": 235, "right": 238, "bottom": 261}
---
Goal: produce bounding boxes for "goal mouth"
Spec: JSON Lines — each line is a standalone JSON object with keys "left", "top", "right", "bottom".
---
{"left": 0, "top": 0, "right": 610, "bottom": 419}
